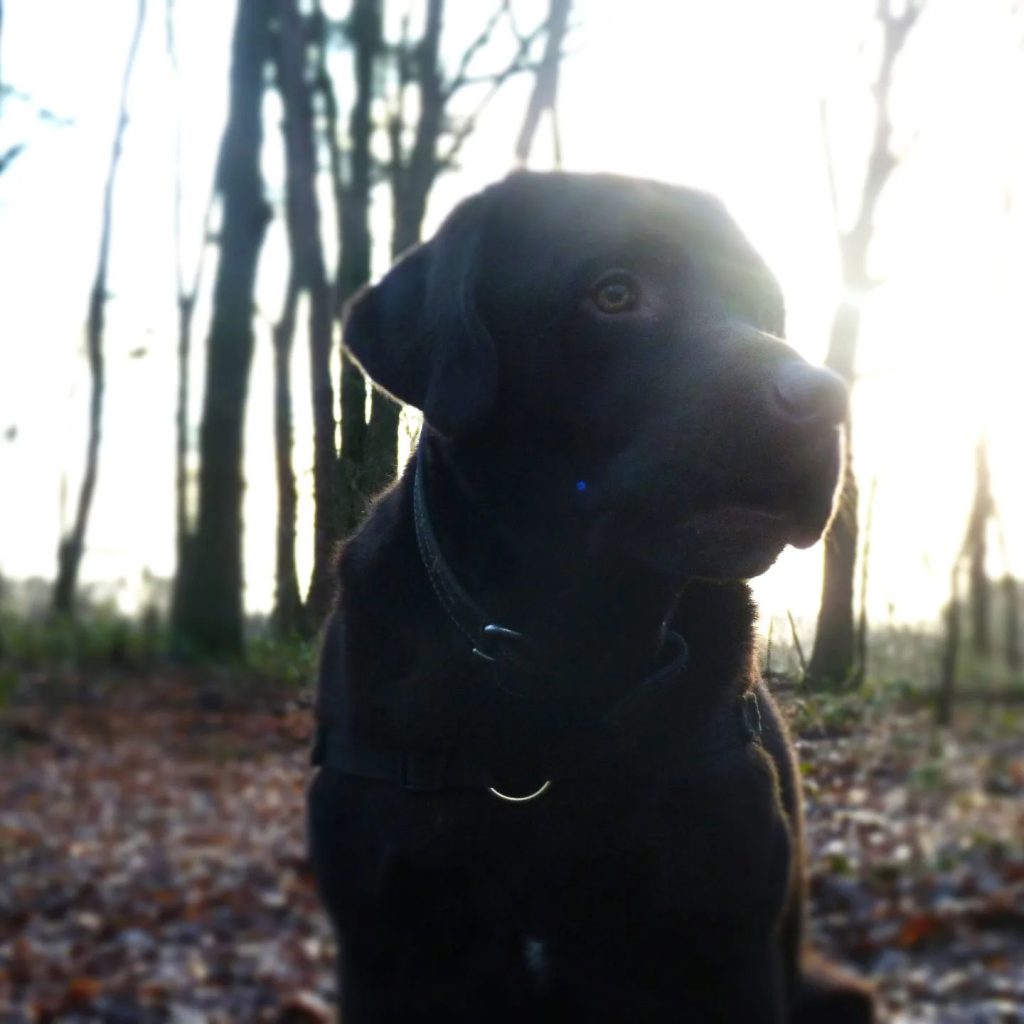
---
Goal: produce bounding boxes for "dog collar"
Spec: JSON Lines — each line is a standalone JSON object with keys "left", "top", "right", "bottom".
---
{"left": 412, "top": 445, "right": 539, "bottom": 675}
{"left": 412, "top": 445, "right": 690, "bottom": 699}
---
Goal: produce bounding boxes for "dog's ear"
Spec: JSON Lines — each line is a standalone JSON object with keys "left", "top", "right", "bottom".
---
{"left": 342, "top": 197, "right": 497, "bottom": 437}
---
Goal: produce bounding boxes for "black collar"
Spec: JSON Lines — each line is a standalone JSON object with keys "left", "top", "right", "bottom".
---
{"left": 309, "top": 446, "right": 763, "bottom": 800}
{"left": 413, "top": 444, "right": 690, "bottom": 696}
{"left": 413, "top": 444, "right": 542, "bottom": 675}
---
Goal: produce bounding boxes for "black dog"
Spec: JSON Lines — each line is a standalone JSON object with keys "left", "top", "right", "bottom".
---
{"left": 310, "top": 172, "right": 876, "bottom": 1022}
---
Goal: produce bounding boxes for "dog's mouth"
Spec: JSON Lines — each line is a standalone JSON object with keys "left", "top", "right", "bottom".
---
{"left": 592, "top": 429, "right": 843, "bottom": 581}
{"left": 690, "top": 503, "right": 788, "bottom": 537}
{"left": 705, "top": 500, "right": 828, "bottom": 549}
{"left": 657, "top": 469, "right": 841, "bottom": 579}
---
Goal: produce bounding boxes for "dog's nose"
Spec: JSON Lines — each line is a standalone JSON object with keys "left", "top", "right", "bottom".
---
{"left": 772, "top": 362, "right": 848, "bottom": 425}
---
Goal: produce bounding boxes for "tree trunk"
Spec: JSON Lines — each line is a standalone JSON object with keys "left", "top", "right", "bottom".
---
{"left": 166, "top": 0, "right": 213, "bottom": 596}
{"left": 969, "top": 544, "right": 991, "bottom": 655}
{"left": 936, "top": 567, "right": 961, "bottom": 727}
{"left": 275, "top": 0, "right": 337, "bottom": 624}
{"left": 514, "top": 0, "right": 571, "bottom": 165}
{"left": 361, "top": 0, "right": 445, "bottom": 498}
{"left": 326, "top": 0, "right": 381, "bottom": 538}
{"left": 965, "top": 436, "right": 992, "bottom": 655}
{"left": 173, "top": 293, "right": 193, "bottom": 579}
{"left": 53, "top": 0, "right": 146, "bottom": 616}
{"left": 1004, "top": 574, "right": 1022, "bottom": 673}
{"left": 807, "top": 299, "right": 860, "bottom": 689}
{"left": 171, "top": 0, "right": 271, "bottom": 656}
{"left": 361, "top": 198, "right": 421, "bottom": 499}
{"left": 854, "top": 476, "right": 877, "bottom": 688}
{"left": 325, "top": 0, "right": 571, "bottom": 525}
{"left": 271, "top": 274, "right": 305, "bottom": 637}
{"left": 809, "top": 2, "right": 920, "bottom": 690}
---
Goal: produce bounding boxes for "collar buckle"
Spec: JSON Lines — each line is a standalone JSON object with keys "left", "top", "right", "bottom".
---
{"left": 472, "top": 623, "right": 529, "bottom": 664}
{"left": 473, "top": 624, "right": 551, "bottom": 699}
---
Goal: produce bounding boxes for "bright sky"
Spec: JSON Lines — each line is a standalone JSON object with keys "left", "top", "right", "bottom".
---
{"left": 1, "top": 0, "right": 1022, "bottom": 639}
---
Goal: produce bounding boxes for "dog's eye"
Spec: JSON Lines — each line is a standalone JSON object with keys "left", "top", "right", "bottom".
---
{"left": 591, "top": 273, "right": 638, "bottom": 314}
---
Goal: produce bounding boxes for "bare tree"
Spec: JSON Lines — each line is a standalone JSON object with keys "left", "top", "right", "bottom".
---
{"left": 271, "top": 0, "right": 337, "bottom": 630}
{"left": 308, "top": 0, "right": 566, "bottom": 588}
{"left": 52, "top": 0, "right": 147, "bottom": 615}
{"left": 936, "top": 567, "right": 961, "bottom": 726}
{"left": 309, "top": 0, "right": 380, "bottom": 616}
{"left": 809, "top": 0, "right": 922, "bottom": 688}
{"left": 171, "top": 0, "right": 272, "bottom": 655}
{"left": 362, "top": 0, "right": 563, "bottom": 495}
{"left": 165, "top": 0, "right": 214, "bottom": 602}
{"left": 1003, "top": 574, "right": 1021, "bottom": 673}
{"left": 854, "top": 476, "right": 878, "bottom": 687}
{"left": 270, "top": 274, "right": 305, "bottom": 636}
{"left": 964, "top": 435, "right": 994, "bottom": 655}
{"left": 0, "top": 92, "right": 75, "bottom": 171}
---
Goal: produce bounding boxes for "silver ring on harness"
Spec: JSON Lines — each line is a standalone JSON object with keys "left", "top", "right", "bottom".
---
{"left": 488, "top": 780, "right": 552, "bottom": 803}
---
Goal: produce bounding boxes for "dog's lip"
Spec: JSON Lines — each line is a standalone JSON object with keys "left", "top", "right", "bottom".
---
{"left": 680, "top": 503, "right": 791, "bottom": 537}
{"left": 715, "top": 503, "right": 827, "bottom": 549}
{"left": 696, "top": 502, "right": 790, "bottom": 528}
{"left": 684, "top": 501, "right": 829, "bottom": 549}
{"left": 716, "top": 503, "right": 787, "bottom": 523}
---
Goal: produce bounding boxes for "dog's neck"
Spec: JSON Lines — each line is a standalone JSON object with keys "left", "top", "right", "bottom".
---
{"left": 417, "top": 432, "right": 683, "bottom": 694}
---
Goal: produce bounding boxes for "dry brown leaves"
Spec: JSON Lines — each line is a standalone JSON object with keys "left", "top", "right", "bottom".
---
{"left": 0, "top": 677, "right": 1020, "bottom": 1022}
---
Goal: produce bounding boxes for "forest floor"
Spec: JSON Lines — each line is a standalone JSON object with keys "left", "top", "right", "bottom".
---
{"left": 0, "top": 669, "right": 1021, "bottom": 1023}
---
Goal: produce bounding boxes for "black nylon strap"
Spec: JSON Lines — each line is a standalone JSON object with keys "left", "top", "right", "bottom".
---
{"left": 412, "top": 447, "right": 556, "bottom": 681}
{"left": 412, "top": 447, "right": 491, "bottom": 651}
{"left": 314, "top": 688, "right": 764, "bottom": 792}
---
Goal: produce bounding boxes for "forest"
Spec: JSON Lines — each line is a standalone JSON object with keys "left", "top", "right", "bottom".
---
{"left": 0, "top": 0, "right": 1022, "bottom": 1021}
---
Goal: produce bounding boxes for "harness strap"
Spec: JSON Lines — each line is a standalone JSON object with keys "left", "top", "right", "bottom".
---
{"left": 312, "top": 688, "right": 763, "bottom": 793}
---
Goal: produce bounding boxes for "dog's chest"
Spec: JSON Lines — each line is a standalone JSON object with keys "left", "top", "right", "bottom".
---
{"left": 395, "top": 743, "right": 794, "bottom": 949}
{"left": 542, "top": 758, "right": 784, "bottom": 906}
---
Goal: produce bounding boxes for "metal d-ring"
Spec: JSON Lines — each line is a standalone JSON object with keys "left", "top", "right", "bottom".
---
{"left": 488, "top": 780, "right": 552, "bottom": 803}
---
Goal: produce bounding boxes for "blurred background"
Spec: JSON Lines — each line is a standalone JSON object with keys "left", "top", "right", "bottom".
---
{"left": 0, "top": 2, "right": 1022, "bottom": 1022}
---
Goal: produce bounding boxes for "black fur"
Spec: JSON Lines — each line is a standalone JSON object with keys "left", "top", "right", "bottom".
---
{"left": 311, "top": 172, "right": 876, "bottom": 1022}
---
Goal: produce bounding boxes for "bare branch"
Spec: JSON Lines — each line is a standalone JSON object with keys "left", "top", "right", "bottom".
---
{"left": 444, "top": 12, "right": 548, "bottom": 99}
{"left": 0, "top": 85, "right": 74, "bottom": 125}
{"left": 166, "top": 0, "right": 215, "bottom": 565}
{"left": 0, "top": 143, "right": 24, "bottom": 174}
{"left": 849, "top": 0, "right": 923, "bottom": 239}
{"left": 442, "top": 2, "right": 508, "bottom": 100}
{"left": 514, "top": 0, "right": 571, "bottom": 166}
{"left": 390, "top": 0, "right": 444, "bottom": 255}
{"left": 436, "top": 43, "right": 562, "bottom": 169}
{"left": 383, "top": 11, "right": 412, "bottom": 184}
{"left": 310, "top": 0, "right": 346, "bottom": 308}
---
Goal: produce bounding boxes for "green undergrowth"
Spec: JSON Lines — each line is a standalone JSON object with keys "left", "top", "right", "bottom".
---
{"left": 0, "top": 606, "right": 163, "bottom": 669}
{"left": 0, "top": 607, "right": 318, "bottom": 708}
{"left": 246, "top": 632, "right": 318, "bottom": 689}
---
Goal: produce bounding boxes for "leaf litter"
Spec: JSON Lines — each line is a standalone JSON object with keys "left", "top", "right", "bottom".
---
{"left": 0, "top": 673, "right": 1020, "bottom": 1022}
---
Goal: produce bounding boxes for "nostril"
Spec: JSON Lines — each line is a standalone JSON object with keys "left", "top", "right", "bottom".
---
{"left": 773, "top": 362, "right": 848, "bottom": 425}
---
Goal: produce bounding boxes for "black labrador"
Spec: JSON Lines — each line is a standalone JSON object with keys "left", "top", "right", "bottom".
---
{"left": 310, "top": 172, "right": 876, "bottom": 1023}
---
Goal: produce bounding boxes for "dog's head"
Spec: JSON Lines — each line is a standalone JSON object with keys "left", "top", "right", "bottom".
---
{"left": 345, "top": 172, "right": 846, "bottom": 583}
